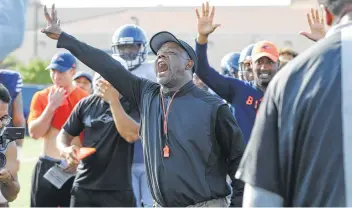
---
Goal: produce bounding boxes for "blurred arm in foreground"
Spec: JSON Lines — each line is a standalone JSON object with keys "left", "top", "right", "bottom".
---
{"left": 0, "top": 0, "right": 28, "bottom": 61}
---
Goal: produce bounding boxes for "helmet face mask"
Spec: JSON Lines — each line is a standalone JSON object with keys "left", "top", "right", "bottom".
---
{"left": 111, "top": 24, "right": 148, "bottom": 70}
{"left": 238, "top": 44, "right": 255, "bottom": 82}
{"left": 112, "top": 43, "right": 146, "bottom": 69}
{"left": 220, "top": 52, "right": 240, "bottom": 78}
{"left": 116, "top": 44, "right": 141, "bottom": 61}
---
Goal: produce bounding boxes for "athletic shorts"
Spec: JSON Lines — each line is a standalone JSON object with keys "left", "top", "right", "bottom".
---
{"left": 70, "top": 186, "right": 136, "bottom": 207}
{"left": 30, "top": 156, "right": 74, "bottom": 207}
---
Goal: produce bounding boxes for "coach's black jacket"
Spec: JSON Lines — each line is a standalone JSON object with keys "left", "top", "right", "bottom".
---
{"left": 57, "top": 32, "right": 245, "bottom": 207}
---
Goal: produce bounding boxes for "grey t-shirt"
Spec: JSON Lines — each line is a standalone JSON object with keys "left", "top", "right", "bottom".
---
{"left": 236, "top": 25, "right": 349, "bottom": 206}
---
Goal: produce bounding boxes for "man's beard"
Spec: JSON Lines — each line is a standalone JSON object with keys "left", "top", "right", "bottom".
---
{"left": 261, "top": 78, "right": 270, "bottom": 86}
{"left": 256, "top": 78, "right": 270, "bottom": 89}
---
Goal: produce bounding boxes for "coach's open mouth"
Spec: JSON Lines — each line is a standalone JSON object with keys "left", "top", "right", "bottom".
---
{"left": 157, "top": 60, "right": 169, "bottom": 77}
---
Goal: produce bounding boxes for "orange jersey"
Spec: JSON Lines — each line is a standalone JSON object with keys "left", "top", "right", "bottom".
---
{"left": 28, "top": 86, "right": 89, "bottom": 131}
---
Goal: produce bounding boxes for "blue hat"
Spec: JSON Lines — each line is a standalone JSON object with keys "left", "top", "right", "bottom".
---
{"left": 46, "top": 52, "right": 77, "bottom": 72}
{"left": 73, "top": 71, "right": 93, "bottom": 83}
{"left": 238, "top": 44, "right": 255, "bottom": 64}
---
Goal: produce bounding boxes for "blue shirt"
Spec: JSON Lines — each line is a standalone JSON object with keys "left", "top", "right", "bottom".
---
{"left": 0, "top": 70, "right": 23, "bottom": 126}
{"left": 0, "top": 0, "right": 27, "bottom": 61}
{"left": 195, "top": 42, "right": 263, "bottom": 143}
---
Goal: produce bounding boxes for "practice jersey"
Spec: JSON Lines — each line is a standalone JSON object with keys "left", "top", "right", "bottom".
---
{"left": 130, "top": 61, "right": 156, "bottom": 164}
{"left": 0, "top": 70, "right": 23, "bottom": 127}
{"left": 130, "top": 61, "right": 156, "bottom": 82}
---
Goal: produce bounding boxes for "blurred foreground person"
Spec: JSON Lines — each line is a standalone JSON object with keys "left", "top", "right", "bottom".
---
{"left": 0, "top": 0, "right": 27, "bottom": 61}
{"left": 237, "top": 0, "right": 352, "bottom": 206}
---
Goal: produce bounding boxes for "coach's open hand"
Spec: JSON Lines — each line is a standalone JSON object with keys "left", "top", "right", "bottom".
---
{"left": 196, "top": 2, "right": 220, "bottom": 44}
{"left": 41, "top": 4, "right": 62, "bottom": 40}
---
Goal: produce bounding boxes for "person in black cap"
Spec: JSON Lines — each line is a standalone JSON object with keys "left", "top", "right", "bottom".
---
{"left": 73, "top": 71, "right": 93, "bottom": 94}
{"left": 40, "top": 4, "right": 245, "bottom": 207}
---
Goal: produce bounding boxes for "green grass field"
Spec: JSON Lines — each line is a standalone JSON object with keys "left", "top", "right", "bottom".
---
{"left": 10, "top": 138, "right": 41, "bottom": 208}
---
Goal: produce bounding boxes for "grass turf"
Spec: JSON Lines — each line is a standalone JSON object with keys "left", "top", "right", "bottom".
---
{"left": 10, "top": 138, "right": 41, "bottom": 207}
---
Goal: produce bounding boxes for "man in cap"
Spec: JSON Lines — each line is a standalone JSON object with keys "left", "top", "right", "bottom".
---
{"left": 73, "top": 71, "right": 93, "bottom": 94}
{"left": 278, "top": 48, "right": 298, "bottom": 70}
{"left": 195, "top": 1, "right": 280, "bottom": 143}
{"left": 279, "top": 48, "right": 298, "bottom": 62}
{"left": 236, "top": 0, "right": 352, "bottom": 206}
{"left": 28, "top": 52, "right": 89, "bottom": 207}
{"left": 41, "top": 4, "right": 245, "bottom": 207}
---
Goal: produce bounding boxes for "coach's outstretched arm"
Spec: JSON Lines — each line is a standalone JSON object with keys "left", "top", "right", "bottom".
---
{"left": 41, "top": 4, "right": 143, "bottom": 105}
{"left": 0, "top": 0, "right": 28, "bottom": 61}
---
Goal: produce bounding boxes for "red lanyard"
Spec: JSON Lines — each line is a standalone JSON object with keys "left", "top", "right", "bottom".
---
{"left": 160, "top": 89, "right": 179, "bottom": 158}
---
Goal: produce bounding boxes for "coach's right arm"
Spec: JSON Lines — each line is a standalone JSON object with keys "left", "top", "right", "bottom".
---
{"left": 57, "top": 32, "right": 144, "bottom": 107}
{"left": 41, "top": 5, "right": 145, "bottom": 108}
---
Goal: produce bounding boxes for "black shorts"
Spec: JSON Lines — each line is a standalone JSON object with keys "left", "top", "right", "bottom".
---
{"left": 30, "top": 156, "right": 74, "bottom": 207}
{"left": 70, "top": 186, "right": 136, "bottom": 207}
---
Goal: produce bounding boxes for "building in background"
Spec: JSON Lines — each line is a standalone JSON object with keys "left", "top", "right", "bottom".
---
{"left": 15, "top": 0, "right": 317, "bottom": 73}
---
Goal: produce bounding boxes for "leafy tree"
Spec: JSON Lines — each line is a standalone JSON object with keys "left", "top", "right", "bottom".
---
{"left": 1, "top": 56, "right": 51, "bottom": 84}
{"left": 17, "top": 58, "right": 51, "bottom": 84}
{"left": 0, "top": 55, "right": 22, "bottom": 69}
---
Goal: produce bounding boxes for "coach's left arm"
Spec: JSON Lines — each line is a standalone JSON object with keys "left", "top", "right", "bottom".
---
{"left": 0, "top": 142, "right": 20, "bottom": 202}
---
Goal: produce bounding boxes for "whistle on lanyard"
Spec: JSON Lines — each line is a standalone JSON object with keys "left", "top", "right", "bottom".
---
{"left": 163, "top": 145, "right": 170, "bottom": 158}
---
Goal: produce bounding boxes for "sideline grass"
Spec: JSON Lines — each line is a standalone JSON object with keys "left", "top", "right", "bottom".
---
{"left": 10, "top": 138, "right": 41, "bottom": 207}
